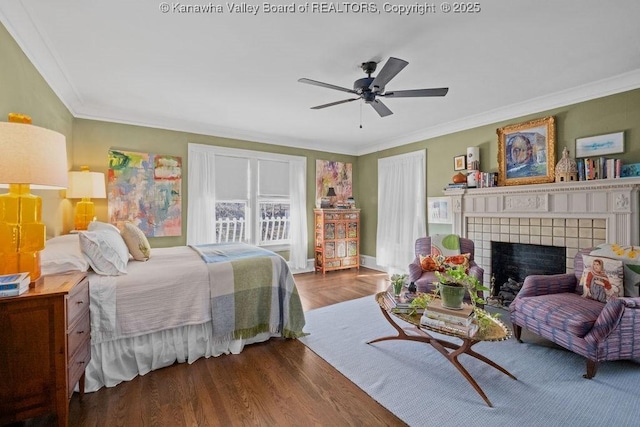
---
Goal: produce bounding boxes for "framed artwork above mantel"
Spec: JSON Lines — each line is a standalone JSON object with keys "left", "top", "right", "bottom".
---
{"left": 497, "top": 116, "right": 556, "bottom": 186}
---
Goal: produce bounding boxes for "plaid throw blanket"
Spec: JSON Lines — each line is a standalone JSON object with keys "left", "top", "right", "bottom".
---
{"left": 190, "top": 242, "right": 307, "bottom": 342}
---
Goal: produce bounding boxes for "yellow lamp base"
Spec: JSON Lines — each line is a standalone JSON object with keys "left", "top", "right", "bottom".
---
{"left": 0, "top": 184, "right": 45, "bottom": 282}
{"left": 74, "top": 198, "right": 96, "bottom": 231}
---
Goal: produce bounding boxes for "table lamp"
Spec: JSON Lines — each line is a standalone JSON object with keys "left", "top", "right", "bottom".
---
{"left": 67, "top": 166, "right": 106, "bottom": 230}
{"left": 0, "top": 113, "right": 68, "bottom": 282}
{"left": 326, "top": 187, "right": 337, "bottom": 207}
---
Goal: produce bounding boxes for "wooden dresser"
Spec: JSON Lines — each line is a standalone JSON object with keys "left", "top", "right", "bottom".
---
{"left": 314, "top": 208, "right": 360, "bottom": 274}
{"left": 0, "top": 272, "right": 90, "bottom": 427}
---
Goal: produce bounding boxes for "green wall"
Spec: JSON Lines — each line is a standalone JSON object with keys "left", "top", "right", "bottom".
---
{"left": 3, "top": 20, "right": 640, "bottom": 260}
{"left": 356, "top": 89, "right": 640, "bottom": 257}
{"left": 72, "top": 119, "right": 357, "bottom": 252}
{"left": 0, "top": 23, "right": 73, "bottom": 158}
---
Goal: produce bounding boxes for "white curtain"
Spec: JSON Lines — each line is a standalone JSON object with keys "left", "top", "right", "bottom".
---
{"left": 288, "top": 158, "right": 308, "bottom": 269}
{"left": 186, "top": 144, "right": 217, "bottom": 245}
{"left": 376, "top": 150, "right": 426, "bottom": 273}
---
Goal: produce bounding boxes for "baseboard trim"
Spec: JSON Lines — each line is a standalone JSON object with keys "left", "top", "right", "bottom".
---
{"left": 359, "top": 255, "right": 386, "bottom": 272}
{"left": 291, "top": 256, "right": 386, "bottom": 274}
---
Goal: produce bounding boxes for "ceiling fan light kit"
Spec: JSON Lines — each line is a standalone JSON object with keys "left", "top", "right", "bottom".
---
{"left": 299, "top": 57, "right": 448, "bottom": 118}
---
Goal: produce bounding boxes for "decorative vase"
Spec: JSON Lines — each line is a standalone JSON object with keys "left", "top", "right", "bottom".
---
{"left": 452, "top": 172, "right": 467, "bottom": 184}
{"left": 439, "top": 283, "right": 466, "bottom": 309}
{"left": 393, "top": 281, "right": 404, "bottom": 297}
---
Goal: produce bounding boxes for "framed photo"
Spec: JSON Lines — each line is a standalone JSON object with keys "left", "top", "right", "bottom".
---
{"left": 575, "top": 131, "right": 624, "bottom": 158}
{"left": 453, "top": 155, "right": 467, "bottom": 171}
{"left": 497, "top": 116, "right": 556, "bottom": 186}
{"left": 428, "top": 196, "right": 452, "bottom": 224}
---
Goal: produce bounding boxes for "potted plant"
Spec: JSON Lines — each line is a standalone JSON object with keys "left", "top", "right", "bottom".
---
{"left": 434, "top": 264, "right": 489, "bottom": 310}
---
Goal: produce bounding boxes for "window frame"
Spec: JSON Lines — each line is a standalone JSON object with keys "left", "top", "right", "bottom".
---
{"left": 205, "top": 146, "right": 298, "bottom": 249}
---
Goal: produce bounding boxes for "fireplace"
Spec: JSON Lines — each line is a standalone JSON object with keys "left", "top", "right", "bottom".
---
{"left": 491, "top": 241, "right": 565, "bottom": 287}
{"left": 445, "top": 178, "right": 640, "bottom": 287}
{"left": 490, "top": 242, "right": 565, "bottom": 305}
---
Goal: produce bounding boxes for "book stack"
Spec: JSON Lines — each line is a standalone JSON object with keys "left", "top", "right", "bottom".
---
{"left": 444, "top": 182, "right": 467, "bottom": 190}
{"left": 389, "top": 291, "right": 425, "bottom": 314}
{"left": 0, "top": 272, "right": 30, "bottom": 297}
{"left": 420, "top": 298, "right": 479, "bottom": 337}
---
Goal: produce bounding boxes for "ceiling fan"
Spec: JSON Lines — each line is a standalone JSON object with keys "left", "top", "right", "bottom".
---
{"left": 298, "top": 57, "right": 448, "bottom": 117}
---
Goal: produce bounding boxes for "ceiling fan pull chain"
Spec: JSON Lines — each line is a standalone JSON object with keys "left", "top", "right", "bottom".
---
{"left": 360, "top": 100, "right": 363, "bottom": 129}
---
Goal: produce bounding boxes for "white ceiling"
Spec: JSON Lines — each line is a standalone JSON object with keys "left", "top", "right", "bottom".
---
{"left": 2, "top": 0, "right": 640, "bottom": 155}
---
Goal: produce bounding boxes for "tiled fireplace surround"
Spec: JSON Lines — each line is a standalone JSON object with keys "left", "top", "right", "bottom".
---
{"left": 444, "top": 178, "right": 640, "bottom": 285}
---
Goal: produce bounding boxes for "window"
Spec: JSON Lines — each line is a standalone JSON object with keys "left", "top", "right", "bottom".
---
{"left": 187, "top": 145, "right": 307, "bottom": 260}
{"left": 214, "top": 155, "right": 249, "bottom": 242}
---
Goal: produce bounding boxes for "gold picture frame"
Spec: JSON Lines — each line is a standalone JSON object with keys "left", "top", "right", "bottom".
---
{"left": 497, "top": 116, "right": 556, "bottom": 186}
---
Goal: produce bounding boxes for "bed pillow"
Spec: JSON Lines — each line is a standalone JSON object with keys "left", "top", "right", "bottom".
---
{"left": 420, "top": 254, "right": 443, "bottom": 272}
{"left": 419, "top": 253, "right": 470, "bottom": 273}
{"left": 430, "top": 234, "right": 461, "bottom": 256}
{"left": 579, "top": 255, "right": 623, "bottom": 303}
{"left": 589, "top": 243, "right": 640, "bottom": 297}
{"left": 79, "top": 227, "right": 129, "bottom": 275}
{"left": 41, "top": 234, "right": 90, "bottom": 275}
{"left": 121, "top": 222, "right": 151, "bottom": 261}
{"left": 441, "top": 253, "right": 471, "bottom": 273}
{"left": 88, "top": 220, "right": 120, "bottom": 233}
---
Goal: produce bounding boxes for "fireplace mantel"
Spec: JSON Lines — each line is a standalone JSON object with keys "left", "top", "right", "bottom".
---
{"left": 445, "top": 178, "right": 640, "bottom": 246}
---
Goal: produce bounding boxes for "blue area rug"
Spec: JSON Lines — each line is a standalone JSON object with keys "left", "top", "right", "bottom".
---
{"left": 299, "top": 296, "right": 640, "bottom": 427}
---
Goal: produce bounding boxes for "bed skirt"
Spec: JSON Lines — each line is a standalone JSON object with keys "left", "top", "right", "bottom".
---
{"left": 83, "top": 321, "right": 276, "bottom": 392}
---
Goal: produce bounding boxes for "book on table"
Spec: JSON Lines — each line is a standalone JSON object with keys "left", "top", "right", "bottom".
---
{"left": 422, "top": 310, "right": 474, "bottom": 327}
{"left": 386, "top": 291, "right": 425, "bottom": 314}
{"left": 392, "top": 306, "right": 425, "bottom": 314}
{"left": 0, "top": 272, "right": 30, "bottom": 291}
{"left": 394, "top": 291, "right": 418, "bottom": 307}
{"left": 0, "top": 281, "right": 29, "bottom": 297}
{"left": 420, "top": 315, "right": 479, "bottom": 337}
{"left": 425, "top": 298, "right": 474, "bottom": 318}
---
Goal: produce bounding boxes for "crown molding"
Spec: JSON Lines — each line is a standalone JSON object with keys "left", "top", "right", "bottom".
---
{"left": 359, "top": 69, "right": 640, "bottom": 156}
{"left": 3, "top": 2, "right": 639, "bottom": 157}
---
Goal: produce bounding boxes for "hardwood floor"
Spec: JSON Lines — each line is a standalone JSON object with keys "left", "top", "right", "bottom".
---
{"left": 56, "top": 268, "right": 402, "bottom": 427}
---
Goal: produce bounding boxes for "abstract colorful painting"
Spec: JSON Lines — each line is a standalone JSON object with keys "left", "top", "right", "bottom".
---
{"left": 108, "top": 149, "right": 182, "bottom": 237}
{"left": 315, "top": 160, "right": 353, "bottom": 207}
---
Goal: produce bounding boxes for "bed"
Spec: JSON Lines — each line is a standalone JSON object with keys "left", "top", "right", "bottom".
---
{"left": 41, "top": 225, "right": 307, "bottom": 392}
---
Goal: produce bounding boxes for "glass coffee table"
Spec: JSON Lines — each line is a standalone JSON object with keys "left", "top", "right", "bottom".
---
{"left": 368, "top": 291, "right": 516, "bottom": 407}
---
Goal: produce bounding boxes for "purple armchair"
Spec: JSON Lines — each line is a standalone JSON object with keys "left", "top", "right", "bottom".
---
{"left": 408, "top": 236, "right": 485, "bottom": 304}
{"left": 510, "top": 248, "right": 640, "bottom": 378}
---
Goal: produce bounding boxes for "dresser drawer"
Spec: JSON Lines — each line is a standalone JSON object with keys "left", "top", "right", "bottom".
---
{"left": 67, "top": 338, "right": 90, "bottom": 398}
{"left": 67, "top": 277, "right": 89, "bottom": 327}
{"left": 68, "top": 310, "right": 90, "bottom": 359}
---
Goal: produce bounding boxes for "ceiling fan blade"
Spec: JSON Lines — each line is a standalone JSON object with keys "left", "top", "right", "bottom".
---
{"left": 311, "top": 98, "right": 360, "bottom": 110}
{"left": 369, "top": 57, "right": 408, "bottom": 92}
{"left": 370, "top": 99, "right": 393, "bottom": 117}
{"left": 383, "top": 88, "right": 449, "bottom": 98}
{"left": 298, "top": 78, "right": 358, "bottom": 94}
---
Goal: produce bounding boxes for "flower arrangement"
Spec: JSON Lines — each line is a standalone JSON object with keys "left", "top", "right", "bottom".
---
{"left": 389, "top": 273, "right": 408, "bottom": 296}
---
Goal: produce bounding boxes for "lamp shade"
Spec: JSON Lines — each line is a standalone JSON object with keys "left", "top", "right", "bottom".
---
{"left": 67, "top": 168, "right": 106, "bottom": 199}
{"left": 326, "top": 187, "right": 337, "bottom": 197}
{"left": 0, "top": 122, "right": 68, "bottom": 188}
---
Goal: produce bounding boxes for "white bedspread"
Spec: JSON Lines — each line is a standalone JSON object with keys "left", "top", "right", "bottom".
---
{"left": 84, "top": 244, "right": 306, "bottom": 392}
{"left": 89, "top": 246, "right": 211, "bottom": 344}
